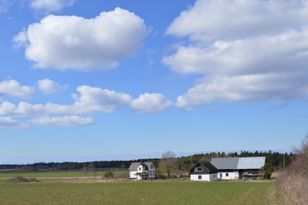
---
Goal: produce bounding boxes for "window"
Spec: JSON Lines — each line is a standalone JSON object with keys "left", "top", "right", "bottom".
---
{"left": 194, "top": 167, "right": 203, "bottom": 172}
{"left": 213, "top": 174, "right": 216, "bottom": 178}
{"left": 198, "top": 175, "right": 202, "bottom": 180}
{"left": 226, "top": 173, "right": 229, "bottom": 177}
{"left": 138, "top": 167, "right": 142, "bottom": 171}
{"left": 220, "top": 173, "right": 222, "bottom": 178}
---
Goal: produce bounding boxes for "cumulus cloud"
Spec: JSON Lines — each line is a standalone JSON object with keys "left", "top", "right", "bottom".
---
{"left": 164, "top": 0, "right": 308, "bottom": 108}
{"left": 177, "top": 74, "right": 308, "bottom": 108}
{"left": 131, "top": 93, "right": 172, "bottom": 112}
{"left": 73, "top": 85, "right": 132, "bottom": 113}
{"left": 0, "top": 84, "right": 172, "bottom": 127}
{"left": 31, "top": 0, "right": 75, "bottom": 12}
{"left": 15, "top": 7, "right": 147, "bottom": 71}
{"left": 31, "top": 115, "right": 93, "bottom": 126}
{"left": 37, "top": 78, "right": 64, "bottom": 93}
{"left": 167, "top": 0, "right": 308, "bottom": 41}
{"left": 0, "top": 80, "right": 34, "bottom": 98}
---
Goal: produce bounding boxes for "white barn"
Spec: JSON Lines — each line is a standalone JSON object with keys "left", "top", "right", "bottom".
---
{"left": 211, "top": 157, "right": 266, "bottom": 180}
{"left": 129, "top": 162, "right": 155, "bottom": 180}
{"left": 190, "top": 161, "right": 219, "bottom": 182}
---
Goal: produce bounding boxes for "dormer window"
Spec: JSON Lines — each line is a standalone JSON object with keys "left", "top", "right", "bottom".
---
{"left": 138, "top": 166, "right": 142, "bottom": 171}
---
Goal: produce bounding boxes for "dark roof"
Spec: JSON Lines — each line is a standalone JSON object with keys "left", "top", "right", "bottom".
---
{"left": 211, "top": 157, "right": 266, "bottom": 170}
{"left": 190, "top": 161, "right": 218, "bottom": 174}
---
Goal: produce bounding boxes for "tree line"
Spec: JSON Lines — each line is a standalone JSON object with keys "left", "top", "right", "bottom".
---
{"left": 0, "top": 150, "right": 294, "bottom": 173}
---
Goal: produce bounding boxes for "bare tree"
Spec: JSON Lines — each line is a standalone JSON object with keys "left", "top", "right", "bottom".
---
{"left": 158, "top": 151, "right": 178, "bottom": 178}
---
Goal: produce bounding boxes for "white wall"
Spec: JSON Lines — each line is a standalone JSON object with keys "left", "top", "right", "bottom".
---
{"left": 190, "top": 174, "right": 218, "bottom": 182}
{"left": 130, "top": 171, "right": 137, "bottom": 179}
{"left": 218, "top": 172, "right": 239, "bottom": 180}
{"left": 130, "top": 164, "right": 156, "bottom": 180}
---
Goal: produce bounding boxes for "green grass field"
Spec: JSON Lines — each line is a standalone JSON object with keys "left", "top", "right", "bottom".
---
{"left": 0, "top": 170, "right": 127, "bottom": 179}
{"left": 0, "top": 180, "right": 282, "bottom": 205}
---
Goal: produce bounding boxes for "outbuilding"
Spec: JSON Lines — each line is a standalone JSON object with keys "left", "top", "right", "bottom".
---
{"left": 211, "top": 157, "right": 266, "bottom": 180}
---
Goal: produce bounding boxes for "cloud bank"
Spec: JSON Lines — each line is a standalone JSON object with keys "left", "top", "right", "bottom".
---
{"left": 164, "top": 0, "right": 308, "bottom": 108}
{"left": 0, "top": 82, "right": 171, "bottom": 127}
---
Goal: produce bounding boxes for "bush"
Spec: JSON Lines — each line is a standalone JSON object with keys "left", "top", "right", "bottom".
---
{"left": 263, "top": 163, "right": 273, "bottom": 179}
{"left": 6, "top": 176, "right": 40, "bottom": 183}
{"left": 103, "top": 171, "right": 114, "bottom": 179}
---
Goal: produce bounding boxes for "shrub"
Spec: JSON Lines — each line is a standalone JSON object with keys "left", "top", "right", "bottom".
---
{"left": 263, "top": 163, "right": 273, "bottom": 179}
{"left": 6, "top": 176, "right": 40, "bottom": 183}
{"left": 103, "top": 171, "right": 114, "bottom": 179}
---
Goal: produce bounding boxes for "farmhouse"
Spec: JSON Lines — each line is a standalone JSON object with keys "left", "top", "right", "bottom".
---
{"left": 190, "top": 161, "right": 219, "bottom": 181}
{"left": 211, "top": 157, "right": 266, "bottom": 180}
{"left": 128, "top": 161, "right": 155, "bottom": 180}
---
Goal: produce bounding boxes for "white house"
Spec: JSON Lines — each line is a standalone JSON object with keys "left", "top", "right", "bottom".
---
{"left": 211, "top": 157, "right": 266, "bottom": 180}
{"left": 129, "top": 162, "right": 155, "bottom": 180}
{"left": 190, "top": 161, "right": 219, "bottom": 182}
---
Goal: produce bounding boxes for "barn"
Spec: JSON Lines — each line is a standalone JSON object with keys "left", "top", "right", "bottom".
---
{"left": 211, "top": 157, "right": 266, "bottom": 180}
{"left": 190, "top": 161, "right": 219, "bottom": 181}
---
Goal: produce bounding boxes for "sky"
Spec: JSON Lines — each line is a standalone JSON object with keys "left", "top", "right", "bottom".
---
{"left": 0, "top": 0, "right": 308, "bottom": 164}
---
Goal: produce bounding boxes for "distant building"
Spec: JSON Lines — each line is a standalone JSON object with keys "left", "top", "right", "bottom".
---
{"left": 211, "top": 157, "right": 266, "bottom": 180}
{"left": 128, "top": 162, "right": 155, "bottom": 180}
{"left": 190, "top": 161, "right": 219, "bottom": 182}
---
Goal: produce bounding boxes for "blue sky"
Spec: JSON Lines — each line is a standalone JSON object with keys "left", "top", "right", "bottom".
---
{"left": 0, "top": 0, "right": 308, "bottom": 164}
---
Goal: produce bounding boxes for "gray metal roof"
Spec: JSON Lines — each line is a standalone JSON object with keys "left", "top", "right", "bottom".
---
{"left": 237, "top": 157, "right": 265, "bottom": 169}
{"left": 211, "top": 157, "right": 265, "bottom": 170}
{"left": 211, "top": 158, "right": 239, "bottom": 170}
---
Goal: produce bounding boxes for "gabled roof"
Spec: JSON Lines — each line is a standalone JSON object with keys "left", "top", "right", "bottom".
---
{"left": 190, "top": 161, "right": 218, "bottom": 174}
{"left": 211, "top": 157, "right": 265, "bottom": 170}
{"left": 128, "top": 162, "right": 141, "bottom": 171}
{"left": 144, "top": 162, "right": 154, "bottom": 170}
{"left": 128, "top": 161, "right": 154, "bottom": 171}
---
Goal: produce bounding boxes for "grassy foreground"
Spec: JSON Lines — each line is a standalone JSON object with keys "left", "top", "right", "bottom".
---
{"left": 0, "top": 180, "right": 280, "bottom": 205}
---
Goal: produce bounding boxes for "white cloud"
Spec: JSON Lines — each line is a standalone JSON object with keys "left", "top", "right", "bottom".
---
{"left": 37, "top": 78, "right": 64, "bottom": 93}
{"left": 131, "top": 93, "right": 172, "bottom": 112}
{"left": 164, "top": 0, "right": 308, "bottom": 108}
{"left": 15, "top": 7, "right": 147, "bottom": 71}
{"left": 73, "top": 85, "right": 132, "bottom": 113}
{"left": 177, "top": 73, "right": 308, "bottom": 108}
{"left": 0, "top": 80, "right": 34, "bottom": 98}
{"left": 31, "top": 115, "right": 93, "bottom": 126}
{"left": 0, "top": 117, "right": 25, "bottom": 128}
{"left": 167, "top": 0, "right": 308, "bottom": 41}
{"left": 0, "top": 86, "right": 171, "bottom": 116}
{"left": 31, "top": 0, "right": 75, "bottom": 12}
{"left": 0, "top": 84, "right": 172, "bottom": 127}
{"left": 163, "top": 31, "right": 308, "bottom": 75}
